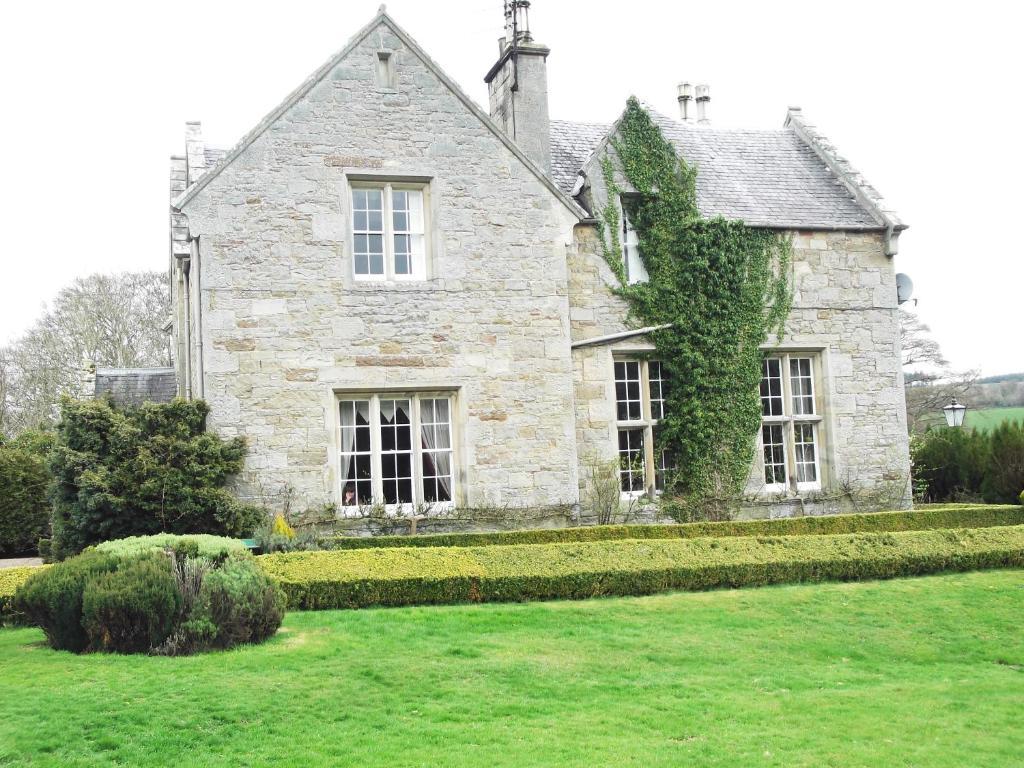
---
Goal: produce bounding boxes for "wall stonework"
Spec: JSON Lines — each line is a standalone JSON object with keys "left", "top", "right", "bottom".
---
{"left": 177, "top": 21, "right": 580, "bottom": 512}
{"left": 568, "top": 207, "right": 912, "bottom": 515}
{"left": 172, "top": 14, "right": 912, "bottom": 523}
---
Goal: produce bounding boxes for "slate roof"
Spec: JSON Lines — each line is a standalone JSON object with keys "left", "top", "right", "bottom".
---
{"left": 94, "top": 368, "right": 177, "bottom": 407}
{"left": 549, "top": 113, "right": 884, "bottom": 230}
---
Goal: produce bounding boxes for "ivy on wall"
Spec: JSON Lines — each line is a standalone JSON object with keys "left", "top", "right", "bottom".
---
{"left": 598, "top": 98, "right": 793, "bottom": 503}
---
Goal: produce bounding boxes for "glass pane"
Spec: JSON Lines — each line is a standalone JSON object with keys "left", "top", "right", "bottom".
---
{"left": 615, "top": 361, "right": 643, "bottom": 423}
{"left": 794, "top": 422, "right": 818, "bottom": 484}
{"left": 790, "top": 358, "right": 815, "bottom": 416}
{"left": 370, "top": 253, "right": 384, "bottom": 275}
{"left": 618, "top": 428, "right": 646, "bottom": 492}
{"left": 368, "top": 210, "right": 382, "bottom": 232}
{"left": 762, "top": 423, "right": 787, "bottom": 486}
{"left": 761, "top": 358, "right": 784, "bottom": 417}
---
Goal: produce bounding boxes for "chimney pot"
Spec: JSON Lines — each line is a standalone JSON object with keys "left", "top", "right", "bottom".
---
{"left": 677, "top": 82, "right": 693, "bottom": 122}
{"left": 695, "top": 84, "right": 711, "bottom": 125}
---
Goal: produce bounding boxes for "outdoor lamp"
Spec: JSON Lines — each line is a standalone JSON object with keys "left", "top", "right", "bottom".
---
{"left": 943, "top": 398, "right": 967, "bottom": 428}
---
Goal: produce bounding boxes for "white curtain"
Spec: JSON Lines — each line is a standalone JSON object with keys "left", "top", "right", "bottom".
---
{"left": 420, "top": 399, "right": 452, "bottom": 499}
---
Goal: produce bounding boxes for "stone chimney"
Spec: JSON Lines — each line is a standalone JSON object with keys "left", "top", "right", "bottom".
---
{"left": 484, "top": 1, "right": 551, "bottom": 173}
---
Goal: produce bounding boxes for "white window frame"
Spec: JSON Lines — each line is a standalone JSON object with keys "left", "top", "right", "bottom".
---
{"left": 337, "top": 391, "right": 456, "bottom": 514}
{"left": 349, "top": 181, "right": 428, "bottom": 282}
{"left": 614, "top": 357, "right": 671, "bottom": 497}
{"left": 759, "top": 353, "right": 823, "bottom": 493}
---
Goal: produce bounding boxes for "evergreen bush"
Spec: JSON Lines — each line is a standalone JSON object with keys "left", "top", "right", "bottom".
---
{"left": 0, "top": 431, "right": 54, "bottom": 555}
{"left": 48, "top": 398, "right": 264, "bottom": 559}
{"left": 190, "top": 557, "right": 285, "bottom": 649}
{"left": 13, "top": 539, "right": 285, "bottom": 655}
{"left": 913, "top": 422, "right": 1024, "bottom": 504}
{"left": 81, "top": 552, "right": 182, "bottom": 653}
{"left": 13, "top": 550, "right": 118, "bottom": 651}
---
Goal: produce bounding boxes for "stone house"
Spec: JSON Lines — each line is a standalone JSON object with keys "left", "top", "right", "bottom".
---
{"left": 166, "top": 5, "right": 911, "bottom": 524}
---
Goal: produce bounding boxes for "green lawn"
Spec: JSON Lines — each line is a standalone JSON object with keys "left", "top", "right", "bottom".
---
{"left": 2, "top": 571, "right": 1022, "bottom": 768}
{"left": 967, "top": 406, "right": 1024, "bottom": 431}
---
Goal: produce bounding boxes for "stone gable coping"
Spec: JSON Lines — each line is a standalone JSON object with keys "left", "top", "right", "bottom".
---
{"left": 172, "top": 9, "right": 584, "bottom": 222}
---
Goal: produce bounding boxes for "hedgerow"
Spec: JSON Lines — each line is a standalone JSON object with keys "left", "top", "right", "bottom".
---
{"left": 261, "top": 525, "right": 1024, "bottom": 610}
{"left": 322, "top": 504, "right": 1024, "bottom": 550}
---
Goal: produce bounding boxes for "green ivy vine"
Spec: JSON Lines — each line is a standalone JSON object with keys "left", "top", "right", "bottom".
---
{"left": 598, "top": 98, "right": 793, "bottom": 503}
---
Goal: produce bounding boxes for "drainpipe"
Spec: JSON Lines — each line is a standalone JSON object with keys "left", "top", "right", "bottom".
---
{"left": 191, "top": 237, "right": 205, "bottom": 399}
{"left": 177, "top": 253, "right": 192, "bottom": 399}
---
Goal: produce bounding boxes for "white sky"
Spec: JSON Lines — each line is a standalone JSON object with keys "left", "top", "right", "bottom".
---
{"left": 1, "top": 0, "right": 1020, "bottom": 375}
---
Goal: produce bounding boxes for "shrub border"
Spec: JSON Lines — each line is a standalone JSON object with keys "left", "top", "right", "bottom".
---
{"left": 263, "top": 525, "right": 1024, "bottom": 610}
{"left": 322, "top": 505, "right": 1024, "bottom": 550}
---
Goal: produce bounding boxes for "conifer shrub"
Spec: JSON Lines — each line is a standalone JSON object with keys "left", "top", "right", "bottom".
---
{"left": 48, "top": 398, "right": 264, "bottom": 559}
{"left": 0, "top": 431, "right": 54, "bottom": 555}
{"left": 13, "top": 549, "right": 118, "bottom": 651}
{"left": 81, "top": 552, "right": 181, "bottom": 653}
{"left": 14, "top": 535, "right": 285, "bottom": 655}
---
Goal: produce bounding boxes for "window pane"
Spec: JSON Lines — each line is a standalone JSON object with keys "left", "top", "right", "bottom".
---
{"left": 760, "top": 358, "right": 784, "bottom": 417}
{"left": 790, "top": 358, "right": 815, "bottom": 415}
{"left": 421, "top": 397, "right": 453, "bottom": 503}
{"left": 340, "top": 400, "right": 373, "bottom": 506}
{"left": 649, "top": 361, "right": 667, "bottom": 421}
{"left": 615, "top": 361, "right": 643, "bottom": 422}
{"left": 654, "top": 427, "right": 675, "bottom": 492}
{"left": 618, "top": 428, "right": 646, "bottom": 492}
{"left": 380, "top": 399, "right": 413, "bottom": 505}
{"left": 352, "top": 187, "right": 385, "bottom": 276}
{"left": 762, "top": 423, "right": 787, "bottom": 486}
{"left": 621, "top": 206, "right": 648, "bottom": 284}
{"left": 794, "top": 422, "right": 818, "bottom": 484}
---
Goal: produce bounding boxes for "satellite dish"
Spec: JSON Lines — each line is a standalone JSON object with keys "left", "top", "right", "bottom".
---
{"left": 896, "top": 273, "right": 914, "bottom": 305}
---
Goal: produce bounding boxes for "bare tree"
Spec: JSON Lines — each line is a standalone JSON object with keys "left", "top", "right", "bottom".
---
{"left": 2, "top": 272, "right": 171, "bottom": 436}
{"left": 899, "top": 308, "right": 976, "bottom": 433}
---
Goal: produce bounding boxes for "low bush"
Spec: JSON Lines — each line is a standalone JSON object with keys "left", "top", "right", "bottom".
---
{"left": 189, "top": 557, "right": 285, "bottom": 649}
{"left": 95, "top": 533, "right": 247, "bottom": 560}
{"left": 0, "top": 431, "right": 54, "bottom": 555}
{"left": 13, "top": 539, "right": 285, "bottom": 654}
{"left": 0, "top": 565, "right": 49, "bottom": 626}
{"left": 321, "top": 504, "right": 1024, "bottom": 550}
{"left": 81, "top": 552, "right": 182, "bottom": 653}
{"left": 260, "top": 525, "right": 1024, "bottom": 610}
{"left": 14, "top": 550, "right": 119, "bottom": 651}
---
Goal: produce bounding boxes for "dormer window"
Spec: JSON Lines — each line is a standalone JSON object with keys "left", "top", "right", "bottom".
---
{"left": 351, "top": 182, "right": 428, "bottom": 281}
{"left": 620, "top": 199, "right": 649, "bottom": 284}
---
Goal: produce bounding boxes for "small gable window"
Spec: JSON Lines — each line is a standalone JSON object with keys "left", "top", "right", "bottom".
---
{"left": 620, "top": 199, "right": 649, "bottom": 284}
{"left": 375, "top": 51, "right": 396, "bottom": 89}
{"left": 351, "top": 182, "right": 428, "bottom": 281}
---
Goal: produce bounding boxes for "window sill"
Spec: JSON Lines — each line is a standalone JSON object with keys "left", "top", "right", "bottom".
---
{"left": 338, "top": 501, "right": 455, "bottom": 518}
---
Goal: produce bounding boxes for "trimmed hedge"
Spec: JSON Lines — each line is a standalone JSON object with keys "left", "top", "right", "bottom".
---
{"left": 261, "top": 525, "right": 1024, "bottom": 610}
{"left": 0, "top": 566, "right": 49, "bottom": 626}
{"left": 95, "top": 534, "right": 247, "bottom": 559}
{"left": 322, "top": 504, "right": 1024, "bottom": 550}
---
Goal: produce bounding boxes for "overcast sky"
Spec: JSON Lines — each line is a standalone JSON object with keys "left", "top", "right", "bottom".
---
{"left": 1, "top": 0, "right": 1020, "bottom": 375}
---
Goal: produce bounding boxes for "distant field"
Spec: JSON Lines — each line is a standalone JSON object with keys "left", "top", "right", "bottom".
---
{"left": 968, "top": 407, "right": 1024, "bottom": 431}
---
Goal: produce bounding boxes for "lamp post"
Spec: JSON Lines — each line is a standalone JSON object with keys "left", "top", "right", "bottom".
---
{"left": 943, "top": 398, "right": 967, "bottom": 428}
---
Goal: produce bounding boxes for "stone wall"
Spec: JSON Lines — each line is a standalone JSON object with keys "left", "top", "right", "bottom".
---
{"left": 177, "top": 18, "right": 581, "bottom": 513}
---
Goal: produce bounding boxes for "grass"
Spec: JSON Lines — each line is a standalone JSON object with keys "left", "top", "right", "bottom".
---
{"left": 967, "top": 406, "right": 1024, "bottom": 431}
{"left": 1, "top": 570, "right": 1022, "bottom": 767}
